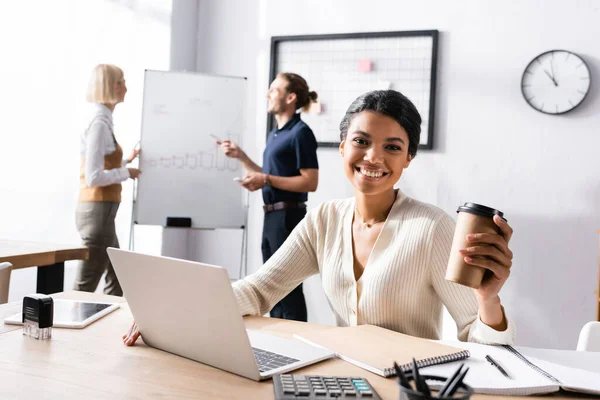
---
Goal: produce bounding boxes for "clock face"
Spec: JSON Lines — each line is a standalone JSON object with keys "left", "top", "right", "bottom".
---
{"left": 521, "top": 50, "right": 591, "bottom": 115}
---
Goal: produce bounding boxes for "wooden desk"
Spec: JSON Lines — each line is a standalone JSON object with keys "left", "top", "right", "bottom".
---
{"left": 0, "top": 292, "right": 589, "bottom": 400}
{"left": 0, "top": 239, "right": 88, "bottom": 294}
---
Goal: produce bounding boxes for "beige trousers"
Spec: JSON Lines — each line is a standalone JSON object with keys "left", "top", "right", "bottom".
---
{"left": 74, "top": 202, "right": 122, "bottom": 296}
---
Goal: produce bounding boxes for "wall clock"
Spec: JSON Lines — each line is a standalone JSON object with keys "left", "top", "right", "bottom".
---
{"left": 521, "top": 50, "right": 591, "bottom": 114}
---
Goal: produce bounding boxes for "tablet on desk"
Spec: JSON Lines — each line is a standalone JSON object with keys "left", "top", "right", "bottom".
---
{"left": 3, "top": 299, "right": 120, "bottom": 329}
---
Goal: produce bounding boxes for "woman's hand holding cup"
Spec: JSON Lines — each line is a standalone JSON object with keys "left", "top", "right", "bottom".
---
{"left": 445, "top": 203, "right": 514, "bottom": 330}
{"left": 460, "top": 214, "right": 514, "bottom": 301}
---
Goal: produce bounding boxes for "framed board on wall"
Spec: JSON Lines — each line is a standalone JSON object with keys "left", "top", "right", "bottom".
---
{"left": 268, "top": 30, "right": 438, "bottom": 149}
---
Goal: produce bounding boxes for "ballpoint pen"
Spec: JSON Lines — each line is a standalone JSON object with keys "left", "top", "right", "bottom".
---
{"left": 412, "top": 358, "right": 431, "bottom": 397}
{"left": 438, "top": 363, "right": 464, "bottom": 398}
{"left": 393, "top": 362, "right": 411, "bottom": 389}
{"left": 443, "top": 366, "right": 470, "bottom": 397}
{"left": 485, "top": 355, "right": 511, "bottom": 379}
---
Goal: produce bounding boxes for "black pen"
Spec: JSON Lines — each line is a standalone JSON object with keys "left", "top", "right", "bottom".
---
{"left": 438, "top": 363, "right": 463, "bottom": 398}
{"left": 393, "top": 362, "right": 411, "bottom": 389}
{"left": 486, "top": 355, "right": 511, "bottom": 379}
{"left": 445, "top": 366, "right": 470, "bottom": 397}
{"left": 412, "top": 358, "right": 431, "bottom": 397}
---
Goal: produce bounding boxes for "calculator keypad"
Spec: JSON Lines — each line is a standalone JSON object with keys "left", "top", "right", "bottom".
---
{"left": 274, "top": 374, "right": 381, "bottom": 399}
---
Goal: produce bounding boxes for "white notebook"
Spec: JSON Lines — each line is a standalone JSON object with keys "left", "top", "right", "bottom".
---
{"left": 421, "top": 341, "right": 600, "bottom": 396}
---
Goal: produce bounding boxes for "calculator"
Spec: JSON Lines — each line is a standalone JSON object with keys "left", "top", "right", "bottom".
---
{"left": 273, "top": 374, "right": 382, "bottom": 399}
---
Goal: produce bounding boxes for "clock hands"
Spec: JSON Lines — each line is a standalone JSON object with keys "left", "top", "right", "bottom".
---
{"left": 544, "top": 53, "right": 558, "bottom": 86}
{"left": 550, "top": 52, "right": 557, "bottom": 84}
{"left": 543, "top": 69, "right": 558, "bottom": 86}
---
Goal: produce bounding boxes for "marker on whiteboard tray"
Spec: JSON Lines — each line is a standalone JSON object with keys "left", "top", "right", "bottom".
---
{"left": 166, "top": 217, "right": 192, "bottom": 228}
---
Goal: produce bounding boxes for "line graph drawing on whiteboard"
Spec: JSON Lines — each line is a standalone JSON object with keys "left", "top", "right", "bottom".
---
{"left": 143, "top": 134, "right": 241, "bottom": 172}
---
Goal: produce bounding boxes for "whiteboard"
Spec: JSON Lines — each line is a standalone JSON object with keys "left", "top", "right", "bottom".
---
{"left": 135, "top": 70, "right": 247, "bottom": 229}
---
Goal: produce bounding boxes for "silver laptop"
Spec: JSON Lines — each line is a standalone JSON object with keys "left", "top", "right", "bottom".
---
{"left": 107, "top": 248, "right": 334, "bottom": 381}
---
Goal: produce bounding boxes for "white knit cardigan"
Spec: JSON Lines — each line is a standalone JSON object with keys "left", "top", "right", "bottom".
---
{"left": 233, "top": 191, "right": 515, "bottom": 344}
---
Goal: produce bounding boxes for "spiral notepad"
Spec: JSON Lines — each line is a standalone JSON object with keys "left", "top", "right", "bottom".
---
{"left": 418, "top": 341, "right": 600, "bottom": 396}
{"left": 393, "top": 349, "right": 471, "bottom": 376}
{"left": 293, "top": 324, "right": 471, "bottom": 378}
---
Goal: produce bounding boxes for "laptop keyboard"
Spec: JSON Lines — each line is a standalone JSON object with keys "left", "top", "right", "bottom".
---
{"left": 252, "top": 347, "right": 299, "bottom": 373}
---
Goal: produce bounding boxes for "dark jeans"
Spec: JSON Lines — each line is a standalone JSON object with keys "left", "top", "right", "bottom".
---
{"left": 261, "top": 207, "right": 307, "bottom": 322}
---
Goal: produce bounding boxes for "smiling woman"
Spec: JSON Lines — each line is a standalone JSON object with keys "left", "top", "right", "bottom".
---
{"left": 123, "top": 90, "right": 517, "bottom": 346}
{"left": 338, "top": 92, "right": 418, "bottom": 241}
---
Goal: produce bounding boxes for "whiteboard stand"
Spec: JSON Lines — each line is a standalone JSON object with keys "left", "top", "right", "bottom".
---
{"left": 128, "top": 190, "right": 250, "bottom": 280}
{"left": 128, "top": 178, "right": 138, "bottom": 251}
{"left": 238, "top": 190, "right": 250, "bottom": 279}
{"left": 130, "top": 70, "right": 250, "bottom": 279}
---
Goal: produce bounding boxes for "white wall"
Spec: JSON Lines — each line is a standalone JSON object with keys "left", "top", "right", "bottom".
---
{"left": 170, "top": 0, "right": 199, "bottom": 71}
{"left": 193, "top": 0, "right": 600, "bottom": 349}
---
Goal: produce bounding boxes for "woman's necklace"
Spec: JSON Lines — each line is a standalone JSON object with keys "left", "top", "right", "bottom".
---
{"left": 355, "top": 207, "right": 386, "bottom": 228}
{"left": 354, "top": 190, "right": 398, "bottom": 229}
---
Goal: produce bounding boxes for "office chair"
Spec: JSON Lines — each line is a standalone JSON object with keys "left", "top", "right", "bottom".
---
{"left": 576, "top": 321, "right": 600, "bottom": 352}
{"left": 0, "top": 262, "right": 13, "bottom": 304}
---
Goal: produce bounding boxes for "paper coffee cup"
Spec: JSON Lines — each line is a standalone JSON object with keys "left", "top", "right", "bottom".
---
{"left": 445, "top": 203, "right": 506, "bottom": 289}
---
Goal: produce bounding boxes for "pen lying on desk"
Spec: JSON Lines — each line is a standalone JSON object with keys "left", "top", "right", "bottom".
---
{"left": 485, "top": 354, "right": 512, "bottom": 379}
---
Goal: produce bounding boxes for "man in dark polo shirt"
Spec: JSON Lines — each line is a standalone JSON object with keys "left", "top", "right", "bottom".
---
{"left": 217, "top": 73, "right": 319, "bottom": 322}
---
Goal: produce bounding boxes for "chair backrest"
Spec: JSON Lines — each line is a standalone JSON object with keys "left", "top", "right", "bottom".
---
{"left": 577, "top": 321, "right": 600, "bottom": 351}
{"left": 0, "top": 262, "right": 12, "bottom": 304}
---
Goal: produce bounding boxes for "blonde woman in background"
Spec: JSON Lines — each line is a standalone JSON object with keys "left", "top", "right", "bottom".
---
{"left": 74, "top": 64, "right": 141, "bottom": 296}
